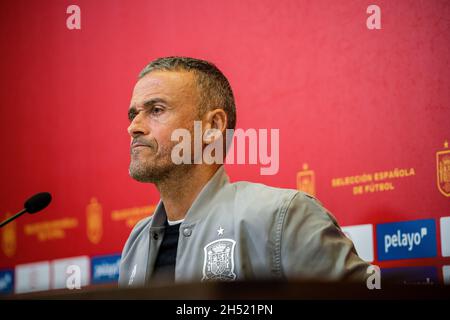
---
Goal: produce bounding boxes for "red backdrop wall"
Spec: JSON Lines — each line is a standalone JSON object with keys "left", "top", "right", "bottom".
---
{"left": 0, "top": 0, "right": 449, "bottom": 286}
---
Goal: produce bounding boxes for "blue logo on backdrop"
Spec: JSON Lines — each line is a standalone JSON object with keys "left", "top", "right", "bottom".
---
{"left": 377, "top": 219, "right": 437, "bottom": 261}
{"left": 382, "top": 266, "right": 438, "bottom": 285}
{"left": 91, "top": 254, "right": 121, "bottom": 284}
{"left": 0, "top": 270, "right": 14, "bottom": 294}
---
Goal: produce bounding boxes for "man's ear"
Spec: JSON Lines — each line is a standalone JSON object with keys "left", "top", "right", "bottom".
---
{"left": 202, "top": 108, "right": 227, "bottom": 144}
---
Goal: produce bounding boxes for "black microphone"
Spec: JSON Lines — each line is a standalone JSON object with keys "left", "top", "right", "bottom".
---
{"left": 0, "top": 192, "right": 52, "bottom": 227}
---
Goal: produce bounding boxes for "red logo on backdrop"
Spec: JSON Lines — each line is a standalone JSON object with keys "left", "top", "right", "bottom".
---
{"left": 87, "top": 198, "right": 103, "bottom": 244}
{"left": 297, "top": 163, "right": 316, "bottom": 197}
{"left": 437, "top": 141, "right": 450, "bottom": 197}
{"left": 1, "top": 213, "right": 16, "bottom": 257}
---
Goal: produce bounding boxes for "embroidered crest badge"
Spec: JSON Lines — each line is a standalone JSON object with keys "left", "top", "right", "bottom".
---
{"left": 202, "top": 239, "right": 236, "bottom": 281}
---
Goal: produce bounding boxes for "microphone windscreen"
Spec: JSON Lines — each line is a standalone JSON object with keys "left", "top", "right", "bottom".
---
{"left": 24, "top": 192, "right": 52, "bottom": 214}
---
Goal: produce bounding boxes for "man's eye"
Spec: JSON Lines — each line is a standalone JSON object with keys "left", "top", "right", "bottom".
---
{"left": 151, "top": 107, "right": 164, "bottom": 115}
{"left": 128, "top": 111, "right": 137, "bottom": 121}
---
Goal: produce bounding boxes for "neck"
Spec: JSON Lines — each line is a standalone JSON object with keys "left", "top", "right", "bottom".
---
{"left": 156, "top": 164, "right": 220, "bottom": 221}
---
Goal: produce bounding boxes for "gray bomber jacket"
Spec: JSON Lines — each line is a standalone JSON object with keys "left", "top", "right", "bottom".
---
{"left": 119, "top": 166, "right": 369, "bottom": 287}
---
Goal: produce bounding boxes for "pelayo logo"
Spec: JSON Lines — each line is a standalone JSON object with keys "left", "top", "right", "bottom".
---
{"left": 91, "top": 254, "right": 121, "bottom": 284}
{"left": 376, "top": 219, "right": 437, "bottom": 261}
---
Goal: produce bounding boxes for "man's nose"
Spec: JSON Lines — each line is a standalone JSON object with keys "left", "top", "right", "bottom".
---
{"left": 127, "top": 113, "right": 149, "bottom": 138}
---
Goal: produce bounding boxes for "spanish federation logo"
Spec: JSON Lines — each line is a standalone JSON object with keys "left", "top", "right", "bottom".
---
{"left": 87, "top": 197, "right": 103, "bottom": 244}
{"left": 202, "top": 239, "right": 236, "bottom": 281}
{"left": 1, "top": 213, "right": 16, "bottom": 257}
{"left": 437, "top": 140, "right": 450, "bottom": 197}
{"left": 297, "top": 163, "right": 316, "bottom": 196}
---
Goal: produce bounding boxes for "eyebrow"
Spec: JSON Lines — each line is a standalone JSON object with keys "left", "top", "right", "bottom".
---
{"left": 129, "top": 97, "right": 168, "bottom": 111}
{"left": 128, "top": 98, "right": 171, "bottom": 119}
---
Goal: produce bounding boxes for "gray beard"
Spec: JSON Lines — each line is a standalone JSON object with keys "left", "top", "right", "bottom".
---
{"left": 129, "top": 158, "right": 193, "bottom": 184}
{"left": 129, "top": 159, "right": 172, "bottom": 183}
{"left": 128, "top": 130, "right": 198, "bottom": 184}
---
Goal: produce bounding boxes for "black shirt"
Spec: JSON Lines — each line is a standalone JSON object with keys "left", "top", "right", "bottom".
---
{"left": 150, "top": 222, "right": 181, "bottom": 285}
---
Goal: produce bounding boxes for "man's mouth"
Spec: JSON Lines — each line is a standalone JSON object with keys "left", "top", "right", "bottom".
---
{"left": 131, "top": 140, "right": 153, "bottom": 149}
{"left": 131, "top": 144, "right": 151, "bottom": 149}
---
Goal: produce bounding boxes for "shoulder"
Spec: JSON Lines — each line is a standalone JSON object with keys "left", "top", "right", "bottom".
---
{"left": 223, "top": 180, "right": 315, "bottom": 222}
{"left": 227, "top": 181, "right": 340, "bottom": 240}
{"left": 230, "top": 180, "right": 298, "bottom": 205}
{"left": 233, "top": 180, "right": 320, "bottom": 206}
{"left": 286, "top": 191, "right": 338, "bottom": 224}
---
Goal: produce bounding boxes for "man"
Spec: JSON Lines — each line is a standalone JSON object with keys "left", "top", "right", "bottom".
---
{"left": 119, "top": 56, "right": 369, "bottom": 287}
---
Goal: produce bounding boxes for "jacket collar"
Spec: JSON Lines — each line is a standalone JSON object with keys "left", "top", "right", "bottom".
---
{"left": 150, "top": 166, "right": 229, "bottom": 228}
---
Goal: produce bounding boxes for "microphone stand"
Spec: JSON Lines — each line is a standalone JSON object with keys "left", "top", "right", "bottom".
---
{"left": 0, "top": 209, "right": 27, "bottom": 227}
